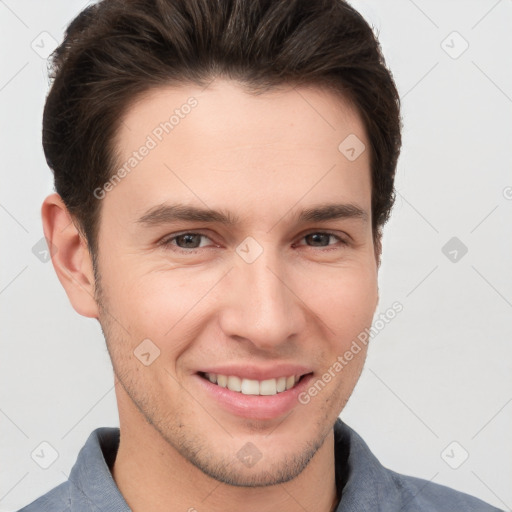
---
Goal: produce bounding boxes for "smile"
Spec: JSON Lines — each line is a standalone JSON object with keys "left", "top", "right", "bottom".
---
{"left": 199, "top": 372, "right": 309, "bottom": 396}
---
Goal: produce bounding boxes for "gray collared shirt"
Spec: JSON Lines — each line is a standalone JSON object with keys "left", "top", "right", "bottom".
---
{"left": 18, "top": 419, "right": 503, "bottom": 511}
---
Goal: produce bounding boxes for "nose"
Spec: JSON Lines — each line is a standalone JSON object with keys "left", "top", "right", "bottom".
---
{"left": 218, "top": 248, "right": 307, "bottom": 351}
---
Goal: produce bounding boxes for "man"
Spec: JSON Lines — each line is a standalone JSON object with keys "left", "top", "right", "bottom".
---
{"left": 19, "top": 0, "right": 502, "bottom": 510}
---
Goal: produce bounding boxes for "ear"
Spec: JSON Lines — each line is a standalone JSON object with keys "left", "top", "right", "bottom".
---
{"left": 41, "top": 193, "right": 99, "bottom": 319}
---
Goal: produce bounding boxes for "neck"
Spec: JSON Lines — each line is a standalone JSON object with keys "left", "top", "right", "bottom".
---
{"left": 112, "top": 395, "right": 339, "bottom": 512}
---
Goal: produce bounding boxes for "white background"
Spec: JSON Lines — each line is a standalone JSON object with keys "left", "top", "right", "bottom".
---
{"left": 1, "top": 0, "right": 511, "bottom": 510}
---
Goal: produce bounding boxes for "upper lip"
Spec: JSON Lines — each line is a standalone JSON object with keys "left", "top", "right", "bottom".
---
{"left": 197, "top": 364, "right": 313, "bottom": 381}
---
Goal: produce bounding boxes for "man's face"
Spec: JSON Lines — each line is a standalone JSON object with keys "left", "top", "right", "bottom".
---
{"left": 95, "top": 79, "right": 378, "bottom": 485}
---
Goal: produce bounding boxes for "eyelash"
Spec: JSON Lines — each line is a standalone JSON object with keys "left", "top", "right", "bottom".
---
{"left": 158, "top": 231, "right": 349, "bottom": 254}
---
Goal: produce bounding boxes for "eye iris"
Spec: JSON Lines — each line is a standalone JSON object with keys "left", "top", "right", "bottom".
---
{"left": 307, "top": 233, "right": 330, "bottom": 246}
{"left": 177, "top": 234, "right": 201, "bottom": 248}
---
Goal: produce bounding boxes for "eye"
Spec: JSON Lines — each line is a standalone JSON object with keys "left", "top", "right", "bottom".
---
{"left": 159, "top": 232, "right": 215, "bottom": 252}
{"left": 158, "top": 230, "right": 349, "bottom": 254}
{"left": 295, "top": 231, "right": 348, "bottom": 249}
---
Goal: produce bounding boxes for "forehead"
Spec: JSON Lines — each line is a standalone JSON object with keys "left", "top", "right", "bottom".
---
{"left": 117, "top": 79, "right": 366, "bottom": 151}
{"left": 107, "top": 79, "right": 371, "bottom": 222}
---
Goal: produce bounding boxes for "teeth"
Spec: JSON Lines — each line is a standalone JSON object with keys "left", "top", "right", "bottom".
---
{"left": 217, "top": 374, "right": 228, "bottom": 388}
{"left": 259, "top": 379, "right": 277, "bottom": 395}
{"left": 203, "top": 373, "right": 302, "bottom": 395}
{"left": 227, "top": 375, "right": 242, "bottom": 392}
{"left": 241, "top": 379, "right": 259, "bottom": 395}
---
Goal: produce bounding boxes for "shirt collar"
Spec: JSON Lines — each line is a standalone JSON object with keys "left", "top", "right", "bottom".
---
{"left": 67, "top": 419, "right": 397, "bottom": 511}
{"left": 68, "top": 427, "right": 129, "bottom": 510}
{"left": 333, "top": 418, "right": 402, "bottom": 511}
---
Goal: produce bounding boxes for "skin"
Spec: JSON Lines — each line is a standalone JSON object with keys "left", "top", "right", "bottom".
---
{"left": 42, "top": 79, "right": 380, "bottom": 512}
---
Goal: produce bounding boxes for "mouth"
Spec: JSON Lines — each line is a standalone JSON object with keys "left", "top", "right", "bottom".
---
{"left": 198, "top": 371, "right": 312, "bottom": 396}
{"left": 195, "top": 369, "right": 315, "bottom": 420}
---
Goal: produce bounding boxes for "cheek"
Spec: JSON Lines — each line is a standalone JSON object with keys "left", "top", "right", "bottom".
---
{"left": 294, "top": 262, "right": 378, "bottom": 337}
{"left": 99, "top": 248, "right": 377, "bottom": 356}
{"left": 104, "top": 265, "right": 224, "bottom": 347}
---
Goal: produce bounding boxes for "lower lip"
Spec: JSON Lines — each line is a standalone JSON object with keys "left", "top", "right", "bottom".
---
{"left": 194, "top": 373, "right": 314, "bottom": 420}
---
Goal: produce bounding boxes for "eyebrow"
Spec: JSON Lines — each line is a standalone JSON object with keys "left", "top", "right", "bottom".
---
{"left": 136, "top": 202, "right": 368, "bottom": 226}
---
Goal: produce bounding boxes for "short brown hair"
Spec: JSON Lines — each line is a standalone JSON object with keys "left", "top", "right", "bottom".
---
{"left": 42, "top": 0, "right": 402, "bottom": 260}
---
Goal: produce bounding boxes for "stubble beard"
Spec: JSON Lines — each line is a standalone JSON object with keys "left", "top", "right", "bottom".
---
{"left": 94, "top": 271, "right": 337, "bottom": 487}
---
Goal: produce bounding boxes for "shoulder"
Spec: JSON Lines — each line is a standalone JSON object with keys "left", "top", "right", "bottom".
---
{"left": 16, "top": 481, "right": 70, "bottom": 512}
{"left": 386, "top": 468, "right": 504, "bottom": 511}
{"left": 333, "top": 419, "right": 504, "bottom": 512}
{"left": 16, "top": 427, "right": 123, "bottom": 512}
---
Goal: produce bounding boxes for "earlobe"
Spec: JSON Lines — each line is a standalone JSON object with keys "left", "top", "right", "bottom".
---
{"left": 41, "top": 193, "right": 99, "bottom": 319}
